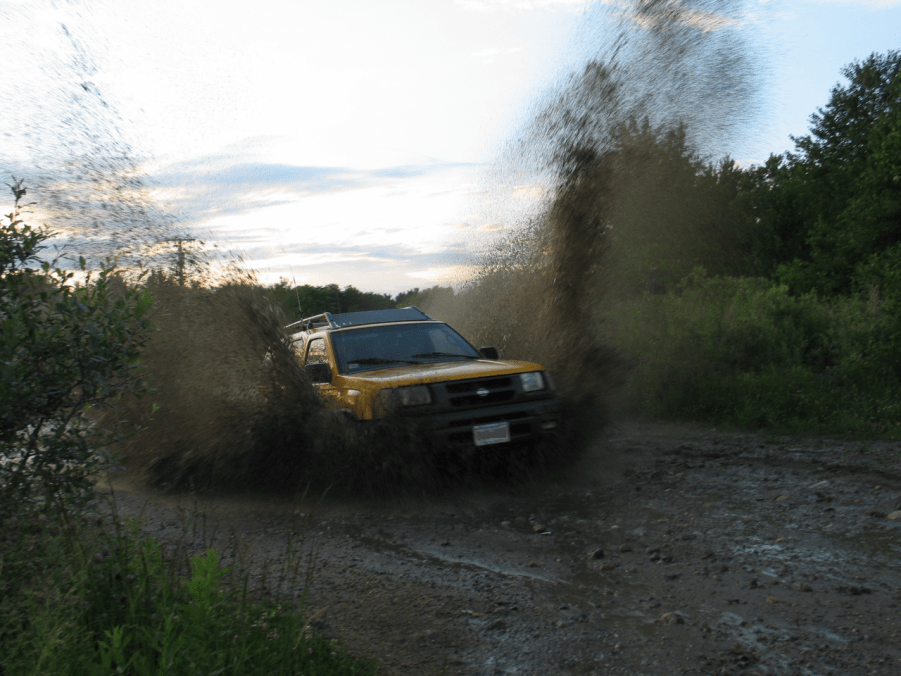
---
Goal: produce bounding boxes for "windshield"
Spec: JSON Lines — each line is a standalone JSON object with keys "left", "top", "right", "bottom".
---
{"left": 330, "top": 322, "right": 481, "bottom": 374}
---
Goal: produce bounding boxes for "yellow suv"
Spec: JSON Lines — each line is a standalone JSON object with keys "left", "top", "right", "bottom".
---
{"left": 287, "top": 307, "right": 560, "bottom": 448}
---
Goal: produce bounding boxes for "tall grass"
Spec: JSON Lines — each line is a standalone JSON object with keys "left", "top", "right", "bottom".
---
{"left": 606, "top": 269, "right": 901, "bottom": 436}
{"left": 0, "top": 504, "right": 375, "bottom": 676}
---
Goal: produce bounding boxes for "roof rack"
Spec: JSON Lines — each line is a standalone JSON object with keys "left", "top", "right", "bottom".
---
{"left": 286, "top": 306, "right": 433, "bottom": 333}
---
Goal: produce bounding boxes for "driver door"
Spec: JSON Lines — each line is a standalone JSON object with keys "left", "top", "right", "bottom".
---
{"left": 304, "top": 337, "right": 340, "bottom": 405}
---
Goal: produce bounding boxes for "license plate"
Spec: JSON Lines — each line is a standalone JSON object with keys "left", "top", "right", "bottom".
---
{"left": 473, "top": 421, "right": 510, "bottom": 446}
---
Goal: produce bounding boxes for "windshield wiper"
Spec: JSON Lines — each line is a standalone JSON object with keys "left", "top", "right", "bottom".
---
{"left": 410, "top": 352, "right": 478, "bottom": 360}
{"left": 349, "top": 357, "right": 419, "bottom": 365}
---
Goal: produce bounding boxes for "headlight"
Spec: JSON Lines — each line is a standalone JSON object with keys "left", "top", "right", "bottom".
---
{"left": 520, "top": 371, "right": 545, "bottom": 392}
{"left": 378, "top": 385, "right": 432, "bottom": 408}
{"left": 398, "top": 385, "right": 432, "bottom": 406}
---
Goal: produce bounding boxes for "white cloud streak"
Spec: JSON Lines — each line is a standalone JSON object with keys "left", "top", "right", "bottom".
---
{"left": 625, "top": 0, "right": 740, "bottom": 32}
{"left": 806, "top": 0, "right": 901, "bottom": 7}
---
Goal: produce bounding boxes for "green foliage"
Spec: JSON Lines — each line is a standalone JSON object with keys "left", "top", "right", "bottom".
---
{"left": 601, "top": 120, "right": 758, "bottom": 292}
{"left": 0, "top": 181, "right": 151, "bottom": 515}
{"left": 587, "top": 53, "right": 901, "bottom": 297}
{"left": 266, "top": 281, "right": 394, "bottom": 323}
{"left": 0, "top": 513, "right": 375, "bottom": 676}
{"left": 532, "top": 119, "right": 761, "bottom": 297}
{"left": 266, "top": 280, "right": 454, "bottom": 324}
{"left": 734, "top": 154, "right": 810, "bottom": 277}
{"left": 595, "top": 53, "right": 901, "bottom": 437}
{"left": 751, "top": 51, "right": 901, "bottom": 295}
{"left": 609, "top": 270, "right": 901, "bottom": 436}
{"left": 184, "top": 548, "right": 228, "bottom": 617}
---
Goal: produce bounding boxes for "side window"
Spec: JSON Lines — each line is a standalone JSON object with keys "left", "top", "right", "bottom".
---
{"left": 290, "top": 336, "right": 304, "bottom": 360}
{"left": 305, "top": 338, "right": 329, "bottom": 366}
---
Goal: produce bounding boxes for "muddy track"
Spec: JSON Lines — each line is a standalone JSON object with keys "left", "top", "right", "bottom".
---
{"left": 108, "top": 422, "right": 901, "bottom": 676}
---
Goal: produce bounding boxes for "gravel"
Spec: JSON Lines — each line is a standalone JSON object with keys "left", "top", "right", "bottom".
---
{"left": 108, "top": 422, "right": 901, "bottom": 676}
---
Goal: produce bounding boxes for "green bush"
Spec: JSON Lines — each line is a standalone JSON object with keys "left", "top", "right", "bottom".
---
{"left": 0, "top": 181, "right": 375, "bottom": 675}
{"left": 0, "top": 512, "right": 374, "bottom": 676}
{"left": 608, "top": 269, "right": 901, "bottom": 436}
{"left": 0, "top": 181, "right": 151, "bottom": 516}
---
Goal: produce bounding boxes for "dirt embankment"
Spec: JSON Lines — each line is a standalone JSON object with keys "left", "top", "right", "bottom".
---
{"left": 108, "top": 423, "right": 901, "bottom": 676}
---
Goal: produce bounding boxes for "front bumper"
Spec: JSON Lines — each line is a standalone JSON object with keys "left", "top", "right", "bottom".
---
{"left": 416, "top": 398, "right": 562, "bottom": 449}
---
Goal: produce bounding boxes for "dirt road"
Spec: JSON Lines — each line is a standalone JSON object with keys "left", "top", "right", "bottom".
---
{"left": 110, "top": 422, "right": 901, "bottom": 675}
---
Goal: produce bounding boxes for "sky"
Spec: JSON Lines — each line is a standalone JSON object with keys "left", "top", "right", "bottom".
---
{"left": 0, "top": 0, "right": 899, "bottom": 293}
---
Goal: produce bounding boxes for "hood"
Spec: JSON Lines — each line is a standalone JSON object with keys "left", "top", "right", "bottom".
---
{"left": 342, "top": 359, "right": 544, "bottom": 386}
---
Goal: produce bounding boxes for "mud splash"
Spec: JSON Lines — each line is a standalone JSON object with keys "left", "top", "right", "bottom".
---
{"left": 107, "top": 274, "right": 535, "bottom": 494}
{"left": 0, "top": 8, "right": 200, "bottom": 271}
{"left": 432, "top": 0, "right": 762, "bottom": 453}
{"left": 103, "top": 274, "right": 402, "bottom": 493}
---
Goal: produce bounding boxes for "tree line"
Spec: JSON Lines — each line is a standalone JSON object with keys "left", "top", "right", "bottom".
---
{"left": 587, "top": 50, "right": 901, "bottom": 434}
{"left": 265, "top": 281, "right": 454, "bottom": 323}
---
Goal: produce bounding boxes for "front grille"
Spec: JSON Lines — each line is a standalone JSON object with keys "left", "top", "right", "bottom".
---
{"left": 451, "top": 390, "right": 515, "bottom": 407}
{"left": 444, "top": 376, "right": 516, "bottom": 408}
{"left": 445, "top": 377, "right": 512, "bottom": 393}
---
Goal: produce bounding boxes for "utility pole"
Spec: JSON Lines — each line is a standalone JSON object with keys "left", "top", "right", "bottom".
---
{"left": 159, "top": 237, "right": 197, "bottom": 286}
{"left": 176, "top": 239, "right": 186, "bottom": 286}
{"left": 290, "top": 266, "right": 302, "bottom": 319}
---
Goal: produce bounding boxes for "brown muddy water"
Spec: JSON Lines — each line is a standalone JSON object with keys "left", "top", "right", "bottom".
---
{"left": 106, "top": 422, "right": 901, "bottom": 676}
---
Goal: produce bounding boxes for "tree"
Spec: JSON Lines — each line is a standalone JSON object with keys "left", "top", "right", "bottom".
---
{"left": 546, "top": 119, "right": 758, "bottom": 295}
{"left": 0, "top": 181, "right": 151, "bottom": 515}
{"left": 760, "top": 51, "right": 901, "bottom": 295}
{"left": 267, "top": 281, "right": 399, "bottom": 322}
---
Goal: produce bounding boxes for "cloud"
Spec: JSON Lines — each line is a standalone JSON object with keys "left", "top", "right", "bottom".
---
{"left": 10, "top": 137, "right": 492, "bottom": 292}
{"left": 242, "top": 251, "right": 395, "bottom": 269}
{"left": 158, "top": 159, "right": 447, "bottom": 195}
{"left": 476, "top": 222, "right": 507, "bottom": 232}
{"left": 806, "top": 0, "right": 901, "bottom": 6}
{"left": 139, "top": 151, "right": 490, "bottom": 292}
{"left": 152, "top": 154, "right": 477, "bottom": 228}
{"left": 457, "top": 0, "right": 592, "bottom": 11}
{"left": 242, "top": 241, "right": 473, "bottom": 294}
{"left": 512, "top": 184, "right": 546, "bottom": 199}
{"left": 627, "top": 0, "right": 740, "bottom": 32}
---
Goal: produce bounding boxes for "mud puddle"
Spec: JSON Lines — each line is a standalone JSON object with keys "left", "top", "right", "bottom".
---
{"left": 107, "top": 422, "right": 901, "bottom": 675}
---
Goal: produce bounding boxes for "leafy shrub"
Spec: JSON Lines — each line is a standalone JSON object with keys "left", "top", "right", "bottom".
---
{"left": 0, "top": 511, "right": 374, "bottom": 675}
{"left": 0, "top": 181, "right": 151, "bottom": 516}
{"left": 608, "top": 268, "right": 901, "bottom": 435}
{"left": 0, "top": 181, "right": 372, "bottom": 675}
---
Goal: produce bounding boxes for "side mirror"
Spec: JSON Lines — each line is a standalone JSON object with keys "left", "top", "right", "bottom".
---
{"left": 479, "top": 346, "right": 499, "bottom": 360}
{"left": 305, "top": 362, "right": 332, "bottom": 384}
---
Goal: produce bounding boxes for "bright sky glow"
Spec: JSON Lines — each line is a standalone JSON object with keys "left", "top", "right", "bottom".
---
{"left": 0, "top": 0, "right": 899, "bottom": 293}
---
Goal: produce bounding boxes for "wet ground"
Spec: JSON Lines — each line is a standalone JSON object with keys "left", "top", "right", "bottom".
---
{"left": 110, "top": 422, "right": 901, "bottom": 675}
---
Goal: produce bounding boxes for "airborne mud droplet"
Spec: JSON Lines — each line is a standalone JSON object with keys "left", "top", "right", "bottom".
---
{"left": 433, "top": 0, "right": 762, "bottom": 460}
{"left": 103, "top": 275, "right": 452, "bottom": 494}
{"left": 98, "top": 2, "right": 762, "bottom": 492}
